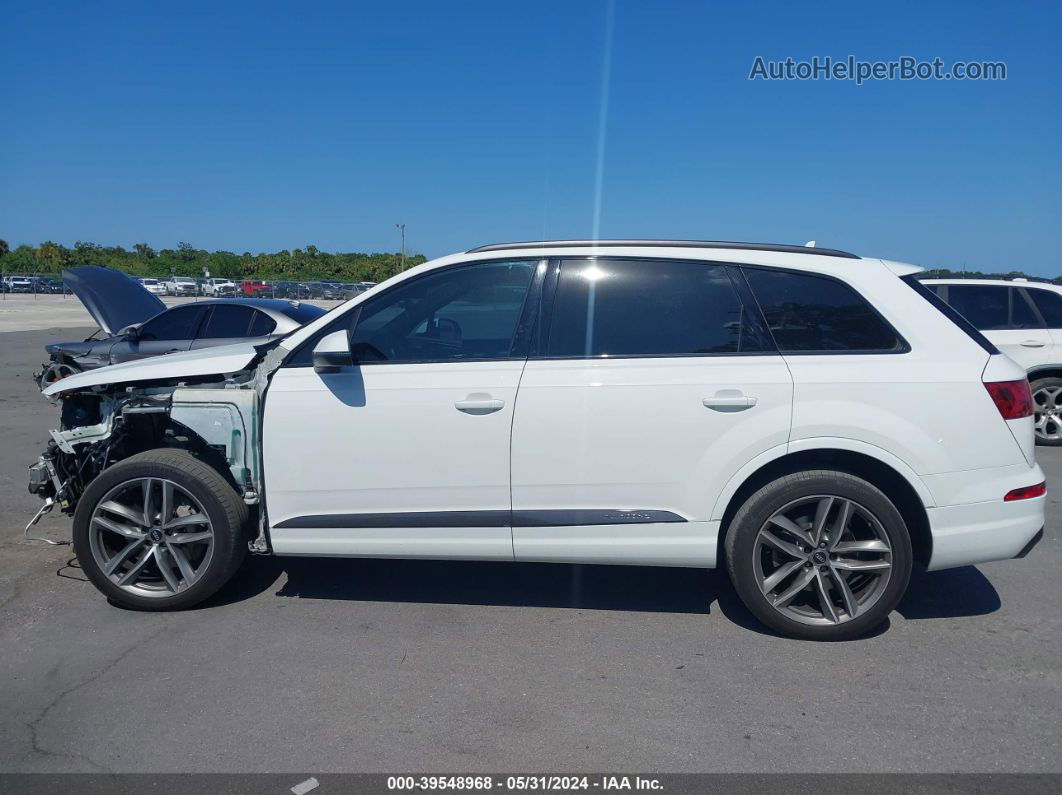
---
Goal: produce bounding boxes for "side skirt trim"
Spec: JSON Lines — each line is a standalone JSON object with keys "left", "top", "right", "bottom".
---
{"left": 274, "top": 508, "right": 686, "bottom": 530}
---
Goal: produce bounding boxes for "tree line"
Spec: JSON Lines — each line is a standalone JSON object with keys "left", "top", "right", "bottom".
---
{"left": 0, "top": 239, "right": 427, "bottom": 282}
{"left": 1, "top": 239, "right": 1057, "bottom": 285}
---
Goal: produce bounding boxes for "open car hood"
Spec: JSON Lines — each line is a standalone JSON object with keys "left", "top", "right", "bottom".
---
{"left": 42, "top": 342, "right": 260, "bottom": 396}
{"left": 63, "top": 266, "right": 166, "bottom": 335}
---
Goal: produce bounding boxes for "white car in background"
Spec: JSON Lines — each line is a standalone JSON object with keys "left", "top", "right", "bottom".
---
{"left": 163, "top": 276, "right": 198, "bottom": 296}
{"left": 137, "top": 277, "right": 166, "bottom": 295}
{"left": 924, "top": 278, "right": 1062, "bottom": 445}
{"left": 28, "top": 241, "right": 1044, "bottom": 641}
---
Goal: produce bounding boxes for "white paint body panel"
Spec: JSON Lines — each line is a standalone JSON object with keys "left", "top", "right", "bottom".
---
{"left": 264, "top": 361, "right": 523, "bottom": 558}
{"left": 511, "top": 521, "right": 719, "bottom": 568}
{"left": 508, "top": 356, "right": 792, "bottom": 564}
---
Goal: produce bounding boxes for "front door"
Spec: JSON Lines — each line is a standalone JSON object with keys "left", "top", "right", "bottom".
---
{"left": 263, "top": 258, "right": 542, "bottom": 559}
{"left": 108, "top": 304, "right": 206, "bottom": 363}
{"left": 510, "top": 257, "right": 793, "bottom": 568}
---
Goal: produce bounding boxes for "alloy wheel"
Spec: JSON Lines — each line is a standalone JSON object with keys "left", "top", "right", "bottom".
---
{"left": 1033, "top": 385, "right": 1062, "bottom": 442}
{"left": 88, "top": 477, "right": 215, "bottom": 598}
{"left": 753, "top": 495, "right": 893, "bottom": 627}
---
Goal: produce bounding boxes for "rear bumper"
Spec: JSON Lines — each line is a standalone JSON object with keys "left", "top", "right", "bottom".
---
{"left": 926, "top": 493, "right": 1045, "bottom": 570}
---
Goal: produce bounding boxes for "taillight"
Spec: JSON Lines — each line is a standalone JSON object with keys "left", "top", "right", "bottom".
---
{"left": 1004, "top": 482, "right": 1046, "bottom": 501}
{"left": 984, "top": 380, "right": 1033, "bottom": 420}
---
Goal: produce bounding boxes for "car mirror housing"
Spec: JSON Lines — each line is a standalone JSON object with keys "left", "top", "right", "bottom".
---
{"left": 312, "top": 330, "right": 352, "bottom": 374}
{"left": 120, "top": 325, "right": 140, "bottom": 341}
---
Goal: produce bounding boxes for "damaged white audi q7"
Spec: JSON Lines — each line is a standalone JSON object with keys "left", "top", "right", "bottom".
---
{"left": 27, "top": 241, "right": 1046, "bottom": 640}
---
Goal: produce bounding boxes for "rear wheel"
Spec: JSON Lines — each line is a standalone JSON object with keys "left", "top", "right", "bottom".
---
{"left": 1031, "top": 377, "right": 1062, "bottom": 446}
{"left": 725, "top": 470, "right": 912, "bottom": 641}
{"left": 73, "top": 449, "right": 248, "bottom": 610}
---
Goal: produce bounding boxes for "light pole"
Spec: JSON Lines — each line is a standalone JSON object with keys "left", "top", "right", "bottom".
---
{"left": 395, "top": 223, "right": 406, "bottom": 273}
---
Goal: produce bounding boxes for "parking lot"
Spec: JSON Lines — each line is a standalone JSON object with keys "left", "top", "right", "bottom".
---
{"left": 0, "top": 318, "right": 1059, "bottom": 773}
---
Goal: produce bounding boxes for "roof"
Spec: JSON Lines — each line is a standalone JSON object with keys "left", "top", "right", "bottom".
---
{"left": 466, "top": 239, "right": 861, "bottom": 259}
{"left": 923, "top": 278, "right": 1059, "bottom": 289}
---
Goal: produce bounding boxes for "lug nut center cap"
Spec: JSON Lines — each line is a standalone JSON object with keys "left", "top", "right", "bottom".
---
{"left": 812, "top": 550, "right": 828, "bottom": 565}
{"left": 149, "top": 528, "right": 164, "bottom": 544}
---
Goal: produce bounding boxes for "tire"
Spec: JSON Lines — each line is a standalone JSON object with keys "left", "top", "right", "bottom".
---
{"left": 1030, "top": 377, "right": 1062, "bottom": 446}
{"left": 73, "top": 449, "right": 249, "bottom": 611}
{"left": 724, "top": 470, "right": 912, "bottom": 641}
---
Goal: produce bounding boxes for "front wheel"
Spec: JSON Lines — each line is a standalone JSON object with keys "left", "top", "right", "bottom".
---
{"left": 725, "top": 470, "right": 912, "bottom": 641}
{"left": 73, "top": 449, "right": 249, "bottom": 611}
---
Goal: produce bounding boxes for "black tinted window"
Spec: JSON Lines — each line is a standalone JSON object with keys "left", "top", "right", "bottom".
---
{"left": 248, "top": 310, "right": 277, "bottom": 336}
{"left": 201, "top": 305, "right": 255, "bottom": 338}
{"left": 744, "top": 268, "right": 904, "bottom": 353}
{"left": 1010, "top": 288, "right": 1041, "bottom": 329}
{"left": 1025, "top": 287, "right": 1062, "bottom": 327}
{"left": 546, "top": 259, "right": 767, "bottom": 357}
{"left": 138, "top": 306, "right": 205, "bottom": 341}
{"left": 347, "top": 260, "right": 536, "bottom": 363}
{"left": 944, "top": 285, "right": 1008, "bottom": 329}
{"left": 944, "top": 285, "right": 1042, "bottom": 330}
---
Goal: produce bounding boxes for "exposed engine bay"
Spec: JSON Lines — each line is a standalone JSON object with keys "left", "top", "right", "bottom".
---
{"left": 26, "top": 342, "right": 286, "bottom": 552}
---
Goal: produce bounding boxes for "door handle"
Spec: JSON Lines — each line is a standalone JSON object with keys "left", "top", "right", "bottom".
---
{"left": 703, "top": 394, "right": 757, "bottom": 411}
{"left": 455, "top": 395, "right": 505, "bottom": 414}
{"left": 1020, "top": 340, "right": 1046, "bottom": 348}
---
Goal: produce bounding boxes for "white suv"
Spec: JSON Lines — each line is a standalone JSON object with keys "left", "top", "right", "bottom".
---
{"left": 924, "top": 278, "right": 1062, "bottom": 445}
{"left": 29, "top": 241, "right": 1044, "bottom": 640}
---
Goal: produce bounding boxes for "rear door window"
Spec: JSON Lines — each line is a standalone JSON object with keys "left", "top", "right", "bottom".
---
{"left": 743, "top": 268, "right": 905, "bottom": 353}
{"left": 545, "top": 258, "right": 769, "bottom": 357}
{"left": 946, "top": 285, "right": 1043, "bottom": 330}
{"left": 200, "top": 305, "right": 256, "bottom": 338}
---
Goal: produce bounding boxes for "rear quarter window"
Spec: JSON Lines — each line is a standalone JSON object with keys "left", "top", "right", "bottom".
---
{"left": 743, "top": 268, "right": 906, "bottom": 353}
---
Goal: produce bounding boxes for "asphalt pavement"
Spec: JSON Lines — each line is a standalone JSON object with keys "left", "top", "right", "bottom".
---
{"left": 0, "top": 326, "right": 1059, "bottom": 774}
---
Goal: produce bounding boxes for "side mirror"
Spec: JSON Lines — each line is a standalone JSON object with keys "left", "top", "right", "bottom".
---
{"left": 120, "top": 325, "right": 140, "bottom": 341}
{"left": 312, "top": 330, "right": 352, "bottom": 374}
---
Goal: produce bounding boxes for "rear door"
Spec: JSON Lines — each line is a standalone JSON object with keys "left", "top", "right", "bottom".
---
{"left": 941, "top": 284, "right": 1050, "bottom": 369}
{"left": 509, "top": 257, "right": 793, "bottom": 568}
{"left": 1019, "top": 286, "right": 1062, "bottom": 356}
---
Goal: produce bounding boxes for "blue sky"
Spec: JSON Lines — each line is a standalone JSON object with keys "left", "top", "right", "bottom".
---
{"left": 2, "top": 0, "right": 1060, "bottom": 273}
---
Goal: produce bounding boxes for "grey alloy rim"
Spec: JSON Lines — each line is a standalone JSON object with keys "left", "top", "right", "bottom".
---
{"left": 1033, "top": 385, "right": 1062, "bottom": 442}
{"left": 88, "top": 477, "right": 215, "bottom": 598}
{"left": 753, "top": 495, "right": 893, "bottom": 627}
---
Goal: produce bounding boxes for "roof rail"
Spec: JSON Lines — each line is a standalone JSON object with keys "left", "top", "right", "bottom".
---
{"left": 466, "top": 240, "right": 861, "bottom": 259}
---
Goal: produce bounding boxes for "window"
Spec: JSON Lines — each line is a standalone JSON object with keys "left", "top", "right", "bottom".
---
{"left": 248, "top": 310, "right": 277, "bottom": 336}
{"left": 138, "top": 306, "right": 206, "bottom": 341}
{"left": 546, "top": 259, "right": 768, "bottom": 358}
{"left": 945, "top": 285, "right": 1042, "bottom": 331}
{"left": 200, "top": 305, "right": 255, "bottom": 338}
{"left": 1024, "top": 288, "right": 1062, "bottom": 327}
{"left": 343, "top": 260, "right": 537, "bottom": 363}
{"left": 743, "top": 268, "right": 905, "bottom": 353}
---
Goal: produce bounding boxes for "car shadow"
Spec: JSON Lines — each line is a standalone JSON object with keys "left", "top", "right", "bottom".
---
{"left": 896, "top": 564, "right": 1001, "bottom": 620}
{"left": 205, "top": 557, "right": 1001, "bottom": 635}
